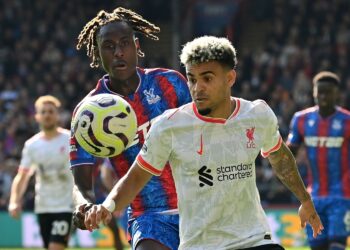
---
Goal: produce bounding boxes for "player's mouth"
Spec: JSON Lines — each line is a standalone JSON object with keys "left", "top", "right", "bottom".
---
{"left": 195, "top": 97, "right": 208, "bottom": 103}
{"left": 112, "top": 61, "right": 128, "bottom": 70}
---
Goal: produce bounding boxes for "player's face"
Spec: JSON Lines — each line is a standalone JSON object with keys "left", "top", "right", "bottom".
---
{"left": 97, "top": 21, "right": 139, "bottom": 81}
{"left": 313, "top": 81, "right": 338, "bottom": 109}
{"left": 186, "top": 61, "right": 235, "bottom": 117}
{"left": 35, "top": 103, "right": 59, "bottom": 131}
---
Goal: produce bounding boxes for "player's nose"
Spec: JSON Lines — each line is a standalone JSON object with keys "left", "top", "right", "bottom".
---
{"left": 113, "top": 46, "right": 124, "bottom": 57}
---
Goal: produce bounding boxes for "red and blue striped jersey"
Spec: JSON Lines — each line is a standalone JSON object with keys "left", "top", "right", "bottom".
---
{"left": 287, "top": 106, "right": 350, "bottom": 198}
{"left": 70, "top": 67, "right": 192, "bottom": 216}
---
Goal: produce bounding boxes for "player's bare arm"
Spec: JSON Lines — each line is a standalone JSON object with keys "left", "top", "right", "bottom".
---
{"left": 71, "top": 165, "right": 97, "bottom": 229}
{"left": 268, "top": 142, "right": 309, "bottom": 202}
{"left": 72, "top": 165, "right": 95, "bottom": 203}
{"left": 84, "top": 162, "right": 153, "bottom": 231}
{"left": 268, "top": 141, "right": 323, "bottom": 237}
{"left": 8, "top": 171, "right": 31, "bottom": 218}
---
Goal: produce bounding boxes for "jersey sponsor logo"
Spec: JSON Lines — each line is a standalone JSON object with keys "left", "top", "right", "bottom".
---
{"left": 217, "top": 163, "right": 253, "bottom": 181}
{"left": 129, "top": 117, "right": 158, "bottom": 147}
{"left": 304, "top": 136, "right": 343, "bottom": 147}
{"left": 197, "top": 134, "right": 203, "bottom": 155}
{"left": 246, "top": 127, "right": 256, "bottom": 148}
{"left": 143, "top": 88, "right": 161, "bottom": 104}
{"left": 198, "top": 166, "right": 213, "bottom": 187}
{"left": 198, "top": 163, "right": 254, "bottom": 187}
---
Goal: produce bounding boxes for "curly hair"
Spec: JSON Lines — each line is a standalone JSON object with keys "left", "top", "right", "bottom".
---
{"left": 77, "top": 7, "right": 160, "bottom": 68}
{"left": 180, "top": 36, "right": 237, "bottom": 69}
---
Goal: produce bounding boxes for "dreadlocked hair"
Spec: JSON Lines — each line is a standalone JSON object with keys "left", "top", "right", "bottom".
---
{"left": 77, "top": 7, "right": 160, "bottom": 68}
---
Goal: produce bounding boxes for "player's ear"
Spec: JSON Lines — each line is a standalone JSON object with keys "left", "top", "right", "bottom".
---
{"left": 34, "top": 112, "right": 40, "bottom": 123}
{"left": 135, "top": 37, "right": 140, "bottom": 50}
{"left": 227, "top": 69, "right": 236, "bottom": 87}
{"left": 135, "top": 37, "right": 144, "bottom": 57}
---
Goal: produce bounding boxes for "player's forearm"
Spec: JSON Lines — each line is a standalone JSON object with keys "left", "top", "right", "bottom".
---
{"left": 10, "top": 174, "right": 28, "bottom": 204}
{"left": 72, "top": 166, "right": 95, "bottom": 203}
{"left": 268, "top": 142, "right": 311, "bottom": 203}
{"left": 72, "top": 185, "right": 90, "bottom": 205}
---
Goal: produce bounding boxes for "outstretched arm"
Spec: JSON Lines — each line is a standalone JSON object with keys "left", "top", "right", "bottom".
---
{"left": 84, "top": 162, "right": 153, "bottom": 231}
{"left": 267, "top": 141, "right": 323, "bottom": 237}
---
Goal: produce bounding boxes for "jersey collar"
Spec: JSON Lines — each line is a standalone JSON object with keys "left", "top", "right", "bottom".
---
{"left": 192, "top": 97, "right": 240, "bottom": 124}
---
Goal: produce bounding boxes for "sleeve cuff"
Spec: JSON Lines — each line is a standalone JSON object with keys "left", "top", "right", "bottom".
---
{"left": 261, "top": 136, "right": 283, "bottom": 158}
{"left": 136, "top": 155, "right": 162, "bottom": 176}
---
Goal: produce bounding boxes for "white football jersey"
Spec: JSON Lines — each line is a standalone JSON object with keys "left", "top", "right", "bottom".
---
{"left": 20, "top": 128, "right": 73, "bottom": 213}
{"left": 137, "top": 98, "right": 282, "bottom": 250}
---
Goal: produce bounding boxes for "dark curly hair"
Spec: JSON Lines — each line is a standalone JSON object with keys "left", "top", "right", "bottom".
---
{"left": 77, "top": 7, "right": 160, "bottom": 68}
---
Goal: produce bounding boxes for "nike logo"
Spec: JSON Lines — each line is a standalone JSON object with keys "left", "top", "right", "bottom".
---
{"left": 197, "top": 134, "right": 203, "bottom": 155}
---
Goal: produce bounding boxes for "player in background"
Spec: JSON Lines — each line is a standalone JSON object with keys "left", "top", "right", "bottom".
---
{"left": 82, "top": 36, "right": 323, "bottom": 249}
{"left": 287, "top": 71, "right": 350, "bottom": 250}
{"left": 8, "top": 95, "right": 73, "bottom": 250}
{"left": 70, "top": 7, "right": 191, "bottom": 250}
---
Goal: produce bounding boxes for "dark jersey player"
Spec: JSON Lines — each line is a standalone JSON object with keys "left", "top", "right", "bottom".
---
{"left": 70, "top": 7, "right": 191, "bottom": 250}
{"left": 287, "top": 71, "right": 350, "bottom": 250}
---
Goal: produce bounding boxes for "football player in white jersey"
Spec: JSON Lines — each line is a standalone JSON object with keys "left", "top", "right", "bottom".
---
{"left": 9, "top": 95, "right": 73, "bottom": 250}
{"left": 83, "top": 36, "right": 323, "bottom": 250}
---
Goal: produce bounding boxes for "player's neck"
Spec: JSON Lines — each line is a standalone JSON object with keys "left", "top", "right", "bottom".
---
{"left": 108, "top": 72, "right": 140, "bottom": 96}
{"left": 318, "top": 106, "right": 336, "bottom": 118}
{"left": 209, "top": 98, "right": 236, "bottom": 119}
{"left": 42, "top": 127, "right": 59, "bottom": 139}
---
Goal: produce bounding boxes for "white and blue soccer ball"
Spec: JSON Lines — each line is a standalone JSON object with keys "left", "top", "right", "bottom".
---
{"left": 72, "top": 94, "right": 137, "bottom": 157}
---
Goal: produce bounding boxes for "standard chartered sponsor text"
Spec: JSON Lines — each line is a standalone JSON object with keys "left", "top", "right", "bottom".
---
{"left": 217, "top": 163, "right": 253, "bottom": 181}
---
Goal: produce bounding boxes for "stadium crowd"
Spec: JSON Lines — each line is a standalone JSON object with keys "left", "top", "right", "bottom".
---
{"left": 0, "top": 0, "right": 349, "bottom": 210}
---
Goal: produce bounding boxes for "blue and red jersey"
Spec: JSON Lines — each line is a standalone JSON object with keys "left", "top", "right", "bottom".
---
{"left": 70, "top": 67, "right": 191, "bottom": 216}
{"left": 287, "top": 106, "right": 350, "bottom": 199}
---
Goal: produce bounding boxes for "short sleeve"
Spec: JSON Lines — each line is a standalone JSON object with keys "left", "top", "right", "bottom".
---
{"left": 136, "top": 114, "right": 172, "bottom": 176}
{"left": 260, "top": 103, "right": 282, "bottom": 158}
{"left": 19, "top": 141, "right": 33, "bottom": 171}
{"left": 286, "top": 113, "right": 302, "bottom": 146}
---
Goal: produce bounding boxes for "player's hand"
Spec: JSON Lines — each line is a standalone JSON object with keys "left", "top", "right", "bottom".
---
{"left": 298, "top": 199, "right": 324, "bottom": 238}
{"left": 72, "top": 203, "right": 94, "bottom": 230}
{"left": 84, "top": 204, "right": 112, "bottom": 232}
{"left": 8, "top": 203, "right": 22, "bottom": 219}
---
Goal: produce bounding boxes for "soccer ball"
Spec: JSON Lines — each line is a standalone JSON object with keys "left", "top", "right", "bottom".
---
{"left": 72, "top": 94, "right": 137, "bottom": 157}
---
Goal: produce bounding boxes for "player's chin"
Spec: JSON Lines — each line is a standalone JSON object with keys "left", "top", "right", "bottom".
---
{"left": 42, "top": 123, "right": 56, "bottom": 130}
{"left": 110, "top": 68, "right": 133, "bottom": 81}
{"left": 197, "top": 106, "right": 211, "bottom": 116}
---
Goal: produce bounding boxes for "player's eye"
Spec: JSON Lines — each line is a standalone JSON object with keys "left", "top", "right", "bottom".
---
{"left": 204, "top": 76, "right": 212, "bottom": 82}
{"left": 188, "top": 78, "right": 196, "bottom": 85}
{"left": 120, "top": 40, "right": 130, "bottom": 47}
{"left": 103, "top": 43, "right": 115, "bottom": 50}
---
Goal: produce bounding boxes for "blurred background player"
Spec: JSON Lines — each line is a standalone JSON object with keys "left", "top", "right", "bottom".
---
{"left": 8, "top": 95, "right": 73, "bottom": 250}
{"left": 83, "top": 35, "right": 323, "bottom": 250}
{"left": 287, "top": 71, "right": 350, "bottom": 250}
{"left": 70, "top": 7, "right": 191, "bottom": 250}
